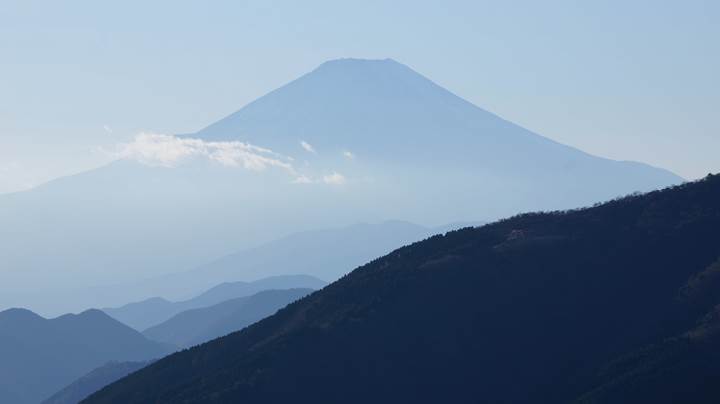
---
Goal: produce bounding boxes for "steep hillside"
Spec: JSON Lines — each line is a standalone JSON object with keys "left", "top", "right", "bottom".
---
{"left": 86, "top": 175, "right": 720, "bottom": 403}
{"left": 42, "top": 361, "right": 149, "bottom": 404}
{"left": 575, "top": 258, "right": 720, "bottom": 404}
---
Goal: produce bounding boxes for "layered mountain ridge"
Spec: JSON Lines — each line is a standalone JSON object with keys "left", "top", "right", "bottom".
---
{"left": 86, "top": 174, "right": 720, "bottom": 403}
{"left": 0, "top": 308, "right": 171, "bottom": 404}
{"left": 103, "top": 275, "right": 325, "bottom": 330}
{"left": 143, "top": 288, "right": 315, "bottom": 347}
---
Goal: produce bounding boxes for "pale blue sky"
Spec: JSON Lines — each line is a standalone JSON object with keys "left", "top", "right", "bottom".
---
{"left": 1, "top": 0, "right": 718, "bottom": 193}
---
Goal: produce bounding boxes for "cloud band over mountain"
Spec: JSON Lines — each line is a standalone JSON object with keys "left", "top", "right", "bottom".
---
{"left": 112, "top": 133, "right": 345, "bottom": 185}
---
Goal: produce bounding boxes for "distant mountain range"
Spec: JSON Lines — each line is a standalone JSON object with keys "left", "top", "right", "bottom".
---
{"left": 104, "top": 275, "right": 325, "bottom": 330}
{"left": 42, "top": 287, "right": 315, "bottom": 403}
{"left": 0, "top": 58, "right": 682, "bottom": 314}
{"left": 143, "top": 288, "right": 314, "bottom": 347}
{"left": 36, "top": 221, "right": 462, "bottom": 316}
{"left": 85, "top": 174, "right": 720, "bottom": 403}
{"left": 0, "top": 308, "right": 171, "bottom": 404}
{"left": 179, "top": 220, "right": 474, "bottom": 290}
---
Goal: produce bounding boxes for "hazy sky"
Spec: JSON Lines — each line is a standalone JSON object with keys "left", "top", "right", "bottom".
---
{"left": 1, "top": 0, "right": 718, "bottom": 193}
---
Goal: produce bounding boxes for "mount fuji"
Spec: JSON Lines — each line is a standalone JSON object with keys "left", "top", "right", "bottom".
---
{"left": 0, "top": 58, "right": 681, "bottom": 314}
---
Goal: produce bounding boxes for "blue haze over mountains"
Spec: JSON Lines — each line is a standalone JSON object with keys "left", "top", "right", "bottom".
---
{"left": 83, "top": 174, "right": 720, "bottom": 404}
{"left": 142, "top": 288, "right": 314, "bottom": 348}
{"left": 2, "top": 279, "right": 318, "bottom": 404}
{"left": 103, "top": 275, "right": 325, "bottom": 330}
{"left": 0, "top": 308, "right": 171, "bottom": 404}
{"left": 0, "top": 58, "right": 681, "bottom": 315}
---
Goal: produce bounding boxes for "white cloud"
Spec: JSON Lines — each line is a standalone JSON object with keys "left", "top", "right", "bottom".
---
{"left": 342, "top": 150, "right": 355, "bottom": 160}
{"left": 0, "top": 162, "right": 37, "bottom": 194}
{"left": 115, "top": 133, "right": 196, "bottom": 166}
{"left": 323, "top": 172, "right": 346, "bottom": 185}
{"left": 292, "top": 172, "right": 347, "bottom": 186}
{"left": 114, "top": 133, "right": 294, "bottom": 173}
{"left": 112, "top": 134, "right": 352, "bottom": 187}
{"left": 103, "top": 125, "right": 113, "bottom": 134}
{"left": 292, "top": 175, "right": 314, "bottom": 184}
{"left": 300, "top": 140, "right": 317, "bottom": 154}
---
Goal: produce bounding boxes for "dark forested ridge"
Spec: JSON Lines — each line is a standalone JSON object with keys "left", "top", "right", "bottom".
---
{"left": 42, "top": 361, "right": 149, "bottom": 404}
{"left": 85, "top": 174, "right": 720, "bottom": 404}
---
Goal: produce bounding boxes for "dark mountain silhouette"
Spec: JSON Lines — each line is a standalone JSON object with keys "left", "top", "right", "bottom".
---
{"left": 0, "top": 308, "right": 170, "bottom": 404}
{"left": 42, "top": 361, "right": 149, "bottom": 404}
{"left": 85, "top": 174, "right": 720, "bottom": 404}
{"left": 143, "top": 289, "right": 314, "bottom": 347}
{"left": 0, "top": 58, "right": 680, "bottom": 315}
{"left": 575, "top": 258, "right": 720, "bottom": 404}
{"left": 104, "top": 275, "right": 324, "bottom": 330}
